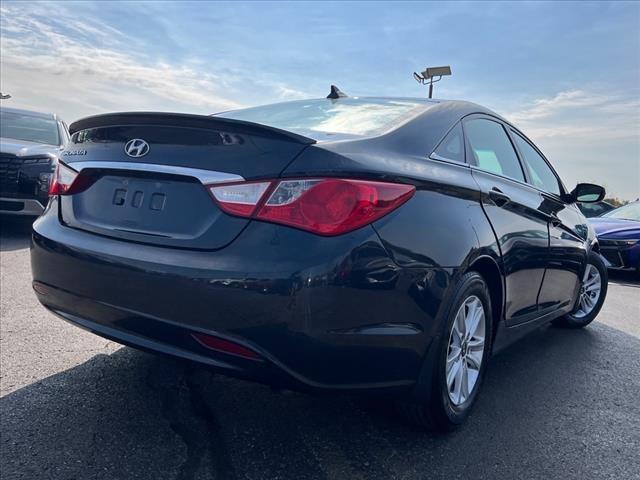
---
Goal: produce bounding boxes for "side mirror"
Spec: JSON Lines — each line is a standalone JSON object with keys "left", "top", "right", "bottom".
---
{"left": 569, "top": 183, "right": 606, "bottom": 203}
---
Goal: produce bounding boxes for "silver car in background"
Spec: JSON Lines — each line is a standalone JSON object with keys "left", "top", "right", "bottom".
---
{"left": 0, "top": 106, "right": 69, "bottom": 216}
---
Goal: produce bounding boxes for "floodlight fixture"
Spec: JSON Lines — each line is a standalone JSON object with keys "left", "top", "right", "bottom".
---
{"left": 413, "top": 65, "right": 452, "bottom": 98}
{"left": 422, "top": 66, "right": 451, "bottom": 79}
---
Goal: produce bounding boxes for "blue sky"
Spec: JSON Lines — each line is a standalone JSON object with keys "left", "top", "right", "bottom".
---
{"left": 1, "top": 1, "right": 638, "bottom": 199}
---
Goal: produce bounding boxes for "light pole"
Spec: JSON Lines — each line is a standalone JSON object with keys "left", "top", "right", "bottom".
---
{"left": 413, "top": 66, "right": 452, "bottom": 99}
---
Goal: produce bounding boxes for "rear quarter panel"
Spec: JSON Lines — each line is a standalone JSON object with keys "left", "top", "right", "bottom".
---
{"left": 284, "top": 141, "right": 500, "bottom": 270}
{"left": 283, "top": 143, "right": 503, "bottom": 327}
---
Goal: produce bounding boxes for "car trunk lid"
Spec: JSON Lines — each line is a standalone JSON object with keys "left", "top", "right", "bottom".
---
{"left": 59, "top": 112, "right": 314, "bottom": 250}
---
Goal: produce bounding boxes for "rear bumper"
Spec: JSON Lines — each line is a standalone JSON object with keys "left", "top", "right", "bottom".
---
{"left": 31, "top": 205, "right": 452, "bottom": 395}
{"left": 0, "top": 197, "right": 45, "bottom": 216}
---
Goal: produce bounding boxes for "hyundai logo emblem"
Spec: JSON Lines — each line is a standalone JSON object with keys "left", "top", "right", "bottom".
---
{"left": 124, "top": 138, "right": 150, "bottom": 158}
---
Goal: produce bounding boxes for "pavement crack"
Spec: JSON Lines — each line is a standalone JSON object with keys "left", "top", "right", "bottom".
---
{"left": 185, "top": 368, "right": 237, "bottom": 480}
{"left": 145, "top": 363, "right": 236, "bottom": 480}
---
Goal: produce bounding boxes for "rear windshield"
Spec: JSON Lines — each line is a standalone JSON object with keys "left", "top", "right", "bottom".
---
{"left": 0, "top": 110, "right": 60, "bottom": 145}
{"left": 216, "top": 98, "right": 428, "bottom": 140}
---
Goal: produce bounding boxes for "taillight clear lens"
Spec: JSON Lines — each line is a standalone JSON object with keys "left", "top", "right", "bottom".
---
{"left": 209, "top": 181, "right": 272, "bottom": 216}
{"left": 258, "top": 179, "right": 414, "bottom": 235}
{"left": 49, "top": 162, "right": 95, "bottom": 196}
{"left": 208, "top": 178, "right": 415, "bottom": 236}
{"left": 49, "top": 162, "right": 79, "bottom": 196}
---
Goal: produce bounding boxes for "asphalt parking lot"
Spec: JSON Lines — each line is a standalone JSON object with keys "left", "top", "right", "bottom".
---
{"left": 1, "top": 217, "right": 639, "bottom": 480}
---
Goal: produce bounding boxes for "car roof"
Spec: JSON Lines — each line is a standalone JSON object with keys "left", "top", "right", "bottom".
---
{"left": 393, "top": 97, "right": 504, "bottom": 122}
{"left": 355, "top": 96, "right": 493, "bottom": 108}
{"left": 0, "top": 106, "right": 60, "bottom": 121}
{"left": 325, "top": 96, "right": 507, "bottom": 131}
{"left": 310, "top": 96, "right": 501, "bottom": 117}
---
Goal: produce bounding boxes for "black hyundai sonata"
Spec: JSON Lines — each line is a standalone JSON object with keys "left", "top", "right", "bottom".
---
{"left": 31, "top": 93, "right": 608, "bottom": 431}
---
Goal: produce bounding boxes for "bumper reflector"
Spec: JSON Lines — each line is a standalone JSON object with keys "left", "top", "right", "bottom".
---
{"left": 191, "top": 333, "right": 262, "bottom": 361}
{"left": 32, "top": 281, "right": 51, "bottom": 296}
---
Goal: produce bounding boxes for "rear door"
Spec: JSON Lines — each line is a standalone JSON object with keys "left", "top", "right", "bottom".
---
{"left": 59, "top": 113, "right": 313, "bottom": 250}
{"left": 464, "top": 115, "right": 550, "bottom": 324}
{"left": 509, "top": 129, "right": 586, "bottom": 311}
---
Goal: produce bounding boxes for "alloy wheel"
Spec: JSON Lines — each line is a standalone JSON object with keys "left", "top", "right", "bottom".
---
{"left": 574, "top": 263, "right": 602, "bottom": 319}
{"left": 446, "top": 295, "right": 486, "bottom": 406}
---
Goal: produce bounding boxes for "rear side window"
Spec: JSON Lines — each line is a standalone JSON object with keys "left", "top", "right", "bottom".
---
{"left": 465, "top": 118, "right": 525, "bottom": 182}
{"left": 432, "top": 123, "right": 465, "bottom": 163}
{"left": 512, "top": 132, "right": 561, "bottom": 195}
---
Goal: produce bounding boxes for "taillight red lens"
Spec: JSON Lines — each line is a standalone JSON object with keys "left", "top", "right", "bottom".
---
{"left": 258, "top": 179, "right": 414, "bottom": 235}
{"left": 208, "top": 178, "right": 415, "bottom": 236}
{"left": 49, "top": 162, "right": 94, "bottom": 196}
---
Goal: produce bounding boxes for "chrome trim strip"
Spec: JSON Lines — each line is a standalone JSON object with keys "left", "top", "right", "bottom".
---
{"left": 68, "top": 161, "right": 244, "bottom": 185}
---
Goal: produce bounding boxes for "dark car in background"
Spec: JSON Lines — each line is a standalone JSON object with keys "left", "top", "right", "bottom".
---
{"left": 577, "top": 200, "right": 615, "bottom": 218}
{"left": 31, "top": 95, "right": 608, "bottom": 431}
{"left": 589, "top": 201, "right": 640, "bottom": 273}
{"left": 0, "top": 107, "right": 69, "bottom": 216}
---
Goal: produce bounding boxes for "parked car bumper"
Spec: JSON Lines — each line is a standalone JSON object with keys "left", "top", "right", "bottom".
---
{"left": 599, "top": 240, "right": 640, "bottom": 271}
{"left": 0, "top": 156, "right": 53, "bottom": 216}
{"left": 0, "top": 197, "right": 46, "bottom": 215}
{"left": 31, "top": 204, "right": 452, "bottom": 395}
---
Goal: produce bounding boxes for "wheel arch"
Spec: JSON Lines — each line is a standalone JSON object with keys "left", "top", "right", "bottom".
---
{"left": 467, "top": 255, "right": 504, "bottom": 345}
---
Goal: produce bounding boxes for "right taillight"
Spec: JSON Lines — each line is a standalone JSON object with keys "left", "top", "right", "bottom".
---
{"left": 208, "top": 178, "right": 415, "bottom": 236}
{"left": 49, "top": 161, "right": 94, "bottom": 196}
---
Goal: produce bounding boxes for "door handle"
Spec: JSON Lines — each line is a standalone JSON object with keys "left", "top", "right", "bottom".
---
{"left": 489, "top": 188, "right": 510, "bottom": 207}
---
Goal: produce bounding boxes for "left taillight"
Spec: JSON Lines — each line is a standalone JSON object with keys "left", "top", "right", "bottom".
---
{"left": 49, "top": 162, "right": 93, "bottom": 196}
{"left": 208, "top": 178, "right": 415, "bottom": 236}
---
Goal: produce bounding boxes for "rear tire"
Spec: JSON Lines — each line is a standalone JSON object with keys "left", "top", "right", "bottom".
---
{"left": 398, "top": 271, "right": 493, "bottom": 432}
{"left": 553, "top": 251, "right": 607, "bottom": 328}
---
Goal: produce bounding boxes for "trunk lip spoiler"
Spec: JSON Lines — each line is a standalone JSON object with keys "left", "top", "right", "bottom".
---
{"left": 68, "top": 112, "right": 316, "bottom": 145}
{"left": 68, "top": 161, "right": 245, "bottom": 185}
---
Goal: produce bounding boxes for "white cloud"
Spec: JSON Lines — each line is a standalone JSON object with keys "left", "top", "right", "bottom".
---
{"left": 508, "top": 90, "right": 602, "bottom": 122}
{"left": 0, "top": 4, "right": 243, "bottom": 119}
{"left": 0, "top": 2, "right": 313, "bottom": 121}
{"left": 504, "top": 89, "right": 640, "bottom": 200}
{"left": 505, "top": 89, "right": 640, "bottom": 141}
{"left": 274, "top": 84, "right": 310, "bottom": 100}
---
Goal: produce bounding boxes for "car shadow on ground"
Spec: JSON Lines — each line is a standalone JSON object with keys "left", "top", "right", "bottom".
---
{"left": 0, "top": 216, "right": 34, "bottom": 252}
{"left": 608, "top": 269, "right": 640, "bottom": 287}
{"left": 2, "top": 321, "right": 639, "bottom": 480}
